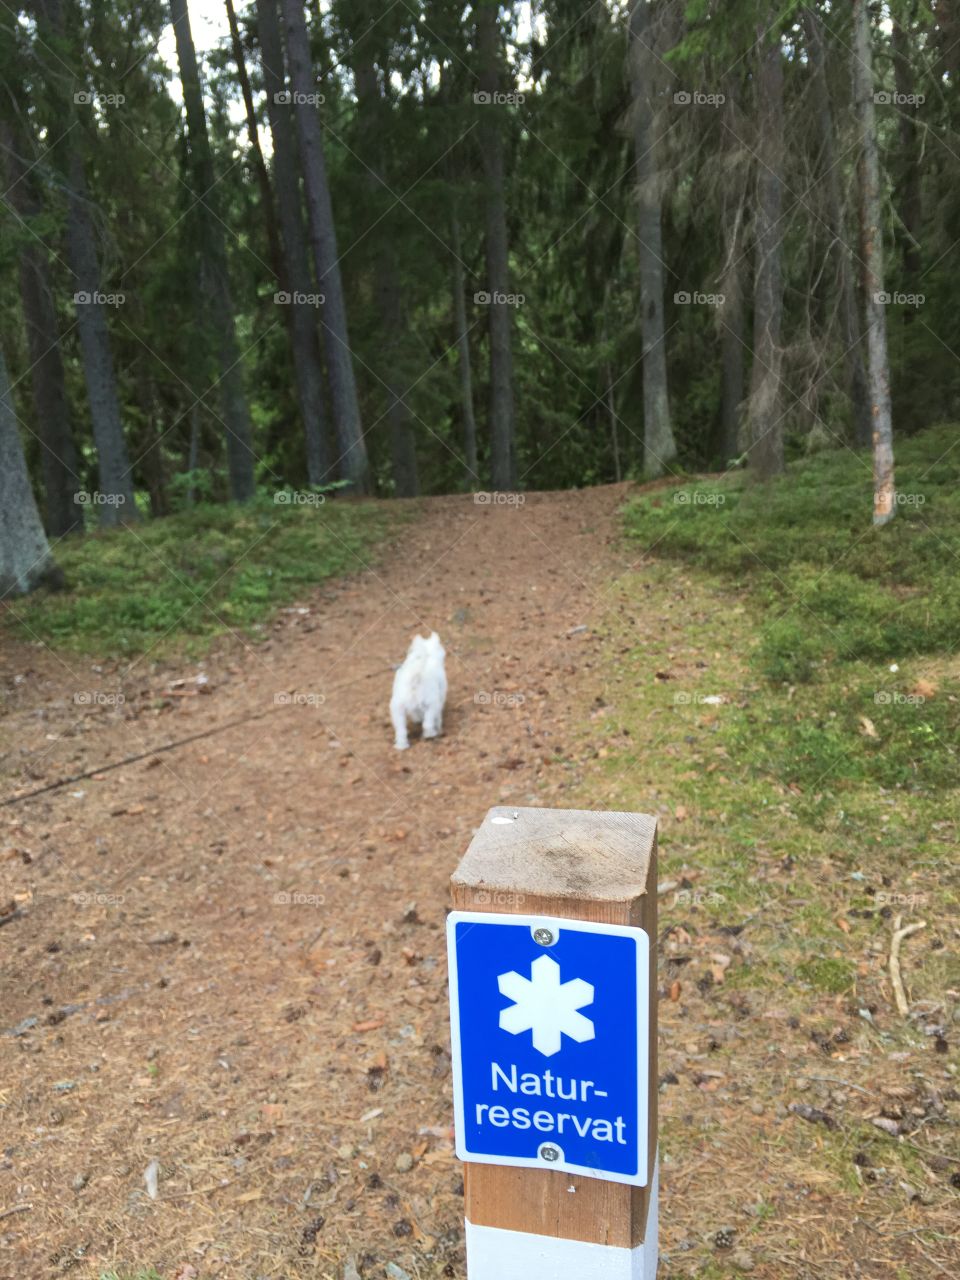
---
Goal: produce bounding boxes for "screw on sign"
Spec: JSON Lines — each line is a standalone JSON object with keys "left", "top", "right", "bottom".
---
{"left": 448, "top": 806, "right": 659, "bottom": 1279}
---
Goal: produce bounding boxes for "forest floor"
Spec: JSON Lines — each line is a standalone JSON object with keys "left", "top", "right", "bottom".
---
{"left": 0, "top": 483, "right": 957, "bottom": 1280}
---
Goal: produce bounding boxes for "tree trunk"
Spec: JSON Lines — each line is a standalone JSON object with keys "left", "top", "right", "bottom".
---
{"left": 718, "top": 85, "right": 746, "bottom": 467}
{"left": 280, "top": 0, "right": 369, "bottom": 492}
{"left": 186, "top": 403, "right": 200, "bottom": 505}
{"left": 378, "top": 269, "right": 420, "bottom": 497}
{"left": 171, "top": 0, "right": 256, "bottom": 502}
{"left": 853, "top": 0, "right": 895, "bottom": 525}
{"left": 66, "top": 152, "right": 140, "bottom": 522}
{"left": 476, "top": 0, "right": 517, "bottom": 491}
{"left": 606, "top": 364, "right": 622, "bottom": 482}
{"left": 932, "top": 0, "right": 960, "bottom": 84}
{"left": 0, "top": 121, "right": 82, "bottom": 537}
{"left": 450, "top": 206, "right": 479, "bottom": 487}
{"left": 257, "top": 0, "right": 330, "bottom": 484}
{"left": 0, "top": 347, "right": 64, "bottom": 595}
{"left": 719, "top": 243, "right": 745, "bottom": 465}
{"left": 353, "top": 60, "right": 418, "bottom": 497}
{"left": 745, "top": 26, "right": 786, "bottom": 479}
{"left": 804, "top": 6, "right": 872, "bottom": 446}
{"left": 139, "top": 378, "right": 168, "bottom": 517}
{"left": 891, "top": 11, "right": 922, "bottom": 297}
{"left": 600, "top": 284, "right": 622, "bottom": 481}
{"left": 627, "top": 0, "right": 678, "bottom": 478}
{"left": 29, "top": 0, "right": 137, "bottom": 525}
{"left": 225, "top": 0, "right": 284, "bottom": 285}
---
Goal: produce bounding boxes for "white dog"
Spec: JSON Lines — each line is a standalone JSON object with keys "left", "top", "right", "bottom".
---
{"left": 391, "top": 632, "right": 447, "bottom": 750}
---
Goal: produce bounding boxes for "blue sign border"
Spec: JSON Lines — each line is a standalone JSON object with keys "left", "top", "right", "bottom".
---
{"left": 447, "top": 910, "right": 650, "bottom": 1186}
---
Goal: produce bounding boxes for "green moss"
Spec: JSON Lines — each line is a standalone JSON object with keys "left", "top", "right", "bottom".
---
{"left": 623, "top": 426, "right": 960, "bottom": 787}
{"left": 4, "top": 496, "right": 404, "bottom": 658}
{"left": 625, "top": 425, "right": 960, "bottom": 666}
{"left": 796, "top": 957, "right": 855, "bottom": 994}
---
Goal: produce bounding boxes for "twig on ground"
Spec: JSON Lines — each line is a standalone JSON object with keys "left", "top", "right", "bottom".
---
{"left": 802, "top": 1075, "right": 870, "bottom": 1095}
{"left": 889, "top": 914, "right": 927, "bottom": 1016}
{"left": 0, "top": 1204, "right": 32, "bottom": 1220}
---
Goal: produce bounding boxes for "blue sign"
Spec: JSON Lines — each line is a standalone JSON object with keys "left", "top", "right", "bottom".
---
{"left": 447, "top": 911, "right": 650, "bottom": 1185}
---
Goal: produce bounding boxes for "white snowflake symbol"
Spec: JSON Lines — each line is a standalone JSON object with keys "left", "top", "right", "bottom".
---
{"left": 497, "top": 955, "right": 595, "bottom": 1057}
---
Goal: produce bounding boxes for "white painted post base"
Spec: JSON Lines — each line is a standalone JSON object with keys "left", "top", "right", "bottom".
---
{"left": 465, "top": 1157, "right": 659, "bottom": 1279}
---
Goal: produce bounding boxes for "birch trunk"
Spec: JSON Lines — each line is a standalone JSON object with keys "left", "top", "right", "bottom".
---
{"left": 745, "top": 27, "right": 786, "bottom": 479}
{"left": 853, "top": 0, "right": 895, "bottom": 524}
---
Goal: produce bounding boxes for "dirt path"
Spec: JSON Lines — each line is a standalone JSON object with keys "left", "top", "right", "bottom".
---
{"left": 0, "top": 487, "right": 637, "bottom": 1280}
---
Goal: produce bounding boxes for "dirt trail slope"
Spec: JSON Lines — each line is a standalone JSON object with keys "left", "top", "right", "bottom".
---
{"left": 0, "top": 487, "right": 637, "bottom": 1279}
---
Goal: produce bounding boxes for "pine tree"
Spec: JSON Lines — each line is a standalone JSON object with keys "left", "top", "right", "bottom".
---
{"left": 171, "top": 0, "right": 256, "bottom": 502}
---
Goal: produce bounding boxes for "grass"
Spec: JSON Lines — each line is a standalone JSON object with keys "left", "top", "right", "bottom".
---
{"left": 568, "top": 427, "right": 960, "bottom": 1273}
{"left": 99, "top": 1272, "right": 164, "bottom": 1280}
{"left": 624, "top": 425, "right": 960, "bottom": 791}
{"left": 1, "top": 495, "right": 404, "bottom": 659}
{"left": 625, "top": 423, "right": 960, "bottom": 678}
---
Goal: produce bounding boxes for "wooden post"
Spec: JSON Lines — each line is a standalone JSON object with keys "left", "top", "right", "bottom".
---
{"left": 448, "top": 805, "right": 658, "bottom": 1279}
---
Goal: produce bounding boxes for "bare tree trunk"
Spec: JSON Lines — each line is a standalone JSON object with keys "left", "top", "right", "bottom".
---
{"left": 804, "top": 6, "right": 872, "bottom": 446}
{"left": 354, "top": 61, "right": 418, "bottom": 497}
{"left": 476, "top": 0, "right": 517, "bottom": 491}
{"left": 29, "top": 0, "right": 137, "bottom": 525}
{"left": 171, "top": 0, "right": 256, "bottom": 503}
{"left": 0, "top": 121, "right": 82, "bottom": 536}
{"left": 716, "top": 80, "right": 747, "bottom": 464}
{"left": 257, "top": 0, "right": 330, "bottom": 484}
{"left": 0, "top": 347, "right": 63, "bottom": 595}
{"left": 186, "top": 403, "right": 200, "bottom": 505}
{"left": 719, "top": 250, "right": 745, "bottom": 465}
{"left": 280, "top": 0, "right": 369, "bottom": 492}
{"left": 225, "top": 0, "right": 284, "bottom": 285}
{"left": 600, "top": 284, "right": 622, "bottom": 481}
{"left": 139, "top": 378, "right": 168, "bottom": 517}
{"left": 627, "top": 0, "right": 677, "bottom": 478}
{"left": 853, "top": 0, "right": 895, "bottom": 525}
{"left": 450, "top": 206, "right": 479, "bottom": 487}
{"left": 66, "top": 152, "right": 140, "bottom": 521}
{"left": 378, "top": 271, "right": 419, "bottom": 497}
{"left": 891, "top": 11, "right": 922, "bottom": 297}
{"left": 606, "top": 364, "right": 622, "bottom": 482}
{"left": 746, "top": 26, "right": 786, "bottom": 479}
{"left": 718, "top": 85, "right": 746, "bottom": 467}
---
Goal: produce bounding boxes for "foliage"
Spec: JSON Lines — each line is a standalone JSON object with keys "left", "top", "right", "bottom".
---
{"left": 3, "top": 0, "right": 956, "bottom": 515}
{"left": 3, "top": 498, "right": 403, "bottom": 656}
{"left": 623, "top": 424, "right": 960, "bottom": 786}
{"left": 625, "top": 424, "right": 960, "bottom": 680}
